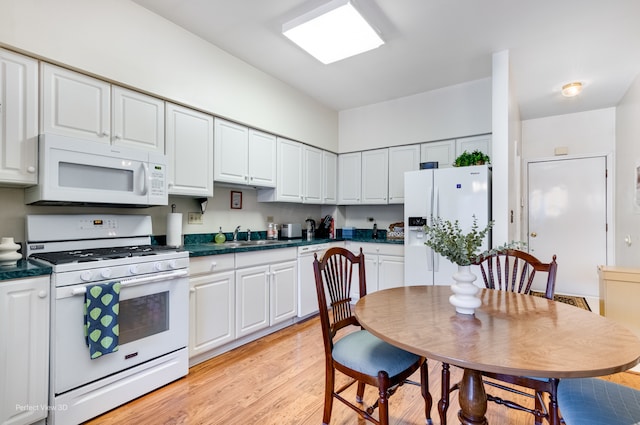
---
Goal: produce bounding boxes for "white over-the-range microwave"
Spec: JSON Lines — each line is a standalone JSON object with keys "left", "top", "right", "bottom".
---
{"left": 24, "top": 134, "right": 168, "bottom": 207}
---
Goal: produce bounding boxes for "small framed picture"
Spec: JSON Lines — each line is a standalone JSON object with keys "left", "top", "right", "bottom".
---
{"left": 231, "top": 191, "right": 242, "bottom": 209}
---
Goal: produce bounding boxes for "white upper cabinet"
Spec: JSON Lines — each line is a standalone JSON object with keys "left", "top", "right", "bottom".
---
{"left": 456, "top": 134, "right": 492, "bottom": 158}
{"left": 303, "top": 144, "right": 322, "bottom": 204}
{"left": 276, "top": 138, "right": 303, "bottom": 202}
{"left": 421, "top": 140, "right": 456, "bottom": 168}
{"left": 41, "top": 63, "right": 110, "bottom": 143}
{"left": 322, "top": 151, "right": 337, "bottom": 204}
{"left": 41, "top": 64, "right": 164, "bottom": 152}
{"left": 111, "top": 86, "right": 165, "bottom": 153}
{"left": 214, "top": 118, "right": 249, "bottom": 185}
{"left": 0, "top": 48, "right": 38, "bottom": 186}
{"left": 338, "top": 152, "right": 362, "bottom": 204}
{"left": 388, "top": 145, "right": 420, "bottom": 204}
{"left": 248, "top": 129, "right": 277, "bottom": 187}
{"left": 165, "top": 102, "right": 214, "bottom": 197}
{"left": 257, "top": 137, "right": 303, "bottom": 202}
{"left": 361, "top": 148, "right": 389, "bottom": 204}
{"left": 214, "top": 118, "right": 276, "bottom": 187}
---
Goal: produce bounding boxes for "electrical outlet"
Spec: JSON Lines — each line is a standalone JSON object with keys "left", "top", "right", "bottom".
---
{"left": 188, "top": 212, "right": 203, "bottom": 224}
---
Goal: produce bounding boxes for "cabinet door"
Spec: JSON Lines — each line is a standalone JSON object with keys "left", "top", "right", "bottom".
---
{"left": 235, "top": 265, "right": 270, "bottom": 338}
{"left": 0, "top": 48, "right": 38, "bottom": 186}
{"left": 270, "top": 260, "right": 298, "bottom": 325}
{"left": 276, "top": 138, "right": 303, "bottom": 202}
{"left": 248, "top": 129, "right": 276, "bottom": 187}
{"left": 455, "top": 135, "right": 492, "bottom": 158}
{"left": 0, "top": 277, "right": 49, "bottom": 425}
{"left": 421, "top": 140, "right": 455, "bottom": 168}
{"left": 362, "top": 148, "right": 389, "bottom": 204}
{"left": 166, "top": 103, "right": 214, "bottom": 196}
{"left": 111, "top": 86, "right": 165, "bottom": 153}
{"left": 189, "top": 271, "right": 235, "bottom": 358}
{"left": 322, "top": 151, "right": 337, "bottom": 204}
{"left": 303, "top": 145, "right": 323, "bottom": 204}
{"left": 338, "top": 152, "right": 361, "bottom": 204}
{"left": 378, "top": 255, "right": 405, "bottom": 290}
{"left": 214, "top": 118, "right": 249, "bottom": 185}
{"left": 388, "top": 145, "right": 420, "bottom": 204}
{"left": 40, "top": 63, "right": 110, "bottom": 143}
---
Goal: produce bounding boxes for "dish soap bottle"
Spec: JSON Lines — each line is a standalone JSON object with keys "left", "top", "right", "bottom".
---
{"left": 214, "top": 227, "right": 226, "bottom": 244}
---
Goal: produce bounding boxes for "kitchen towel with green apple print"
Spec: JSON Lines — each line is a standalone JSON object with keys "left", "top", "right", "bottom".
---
{"left": 84, "top": 281, "right": 120, "bottom": 359}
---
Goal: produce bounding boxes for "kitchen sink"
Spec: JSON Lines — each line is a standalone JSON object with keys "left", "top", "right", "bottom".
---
{"left": 207, "top": 240, "right": 291, "bottom": 248}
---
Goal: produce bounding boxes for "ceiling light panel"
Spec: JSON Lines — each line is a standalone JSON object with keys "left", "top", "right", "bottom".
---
{"left": 282, "top": 0, "right": 384, "bottom": 64}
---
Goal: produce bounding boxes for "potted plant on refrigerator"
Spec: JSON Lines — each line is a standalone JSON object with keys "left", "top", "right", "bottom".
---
{"left": 453, "top": 150, "right": 491, "bottom": 167}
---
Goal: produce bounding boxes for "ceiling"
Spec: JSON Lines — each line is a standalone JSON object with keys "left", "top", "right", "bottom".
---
{"left": 132, "top": 0, "right": 640, "bottom": 120}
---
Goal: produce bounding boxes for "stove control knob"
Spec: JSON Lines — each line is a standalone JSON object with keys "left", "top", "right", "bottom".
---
{"left": 129, "top": 265, "right": 139, "bottom": 275}
{"left": 101, "top": 268, "right": 112, "bottom": 279}
{"left": 167, "top": 260, "right": 178, "bottom": 269}
{"left": 80, "top": 271, "right": 92, "bottom": 281}
{"left": 154, "top": 262, "right": 163, "bottom": 271}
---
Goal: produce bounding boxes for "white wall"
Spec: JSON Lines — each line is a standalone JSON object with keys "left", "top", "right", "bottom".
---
{"left": 338, "top": 78, "right": 491, "bottom": 152}
{"left": 0, "top": 0, "right": 338, "bottom": 151}
{"left": 522, "top": 108, "right": 615, "bottom": 159}
{"left": 615, "top": 74, "right": 640, "bottom": 266}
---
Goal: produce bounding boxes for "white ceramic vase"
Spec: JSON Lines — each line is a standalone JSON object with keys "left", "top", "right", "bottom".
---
{"left": 449, "top": 265, "right": 481, "bottom": 315}
{"left": 0, "top": 237, "right": 22, "bottom": 267}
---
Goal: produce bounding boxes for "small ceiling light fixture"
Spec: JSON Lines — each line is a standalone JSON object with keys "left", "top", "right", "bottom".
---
{"left": 282, "top": 0, "right": 384, "bottom": 64}
{"left": 561, "top": 82, "right": 583, "bottom": 97}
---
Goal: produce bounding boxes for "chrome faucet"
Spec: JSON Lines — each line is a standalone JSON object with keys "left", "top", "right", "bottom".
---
{"left": 247, "top": 228, "right": 251, "bottom": 241}
{"left": 233, "top": 226, "right": 241, "bottom": 241}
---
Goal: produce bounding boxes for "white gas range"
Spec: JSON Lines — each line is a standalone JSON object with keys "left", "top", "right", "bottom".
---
{"left": 26, "top": 214, "right": 189, "bottom": 425}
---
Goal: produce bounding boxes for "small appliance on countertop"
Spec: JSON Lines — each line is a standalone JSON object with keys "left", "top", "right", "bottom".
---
{"left": 280, "top": 223, "right": 302, "bottom": 239}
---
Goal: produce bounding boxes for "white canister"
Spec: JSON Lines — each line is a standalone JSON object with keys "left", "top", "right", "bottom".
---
{"left": 0, "top": 237, "right": 22, "bottom": 266}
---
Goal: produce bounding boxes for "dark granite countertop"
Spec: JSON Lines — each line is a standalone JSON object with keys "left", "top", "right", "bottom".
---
{"left": 0, "top": 236, "right": 403, "bottom": 281}
{"left": 0, "top": 259, "right": 52, "bottom": 282}
{"left": 185, "top": 237, "right": 403, "bottom": 257}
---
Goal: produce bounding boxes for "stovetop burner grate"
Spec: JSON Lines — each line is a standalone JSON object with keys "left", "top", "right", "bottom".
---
{"left": 30, "top": 245, "right": 180, "bottom": 265}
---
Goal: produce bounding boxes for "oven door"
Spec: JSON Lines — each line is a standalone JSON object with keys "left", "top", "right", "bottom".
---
{"left": 53, "top": 270, "right": 188, "bottom": 394}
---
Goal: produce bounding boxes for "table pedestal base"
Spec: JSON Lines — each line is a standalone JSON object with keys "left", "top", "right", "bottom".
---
{"left": 458, "top": 369, "right": 488, "bottom": 425}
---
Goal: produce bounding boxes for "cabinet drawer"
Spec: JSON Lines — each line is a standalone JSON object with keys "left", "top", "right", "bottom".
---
{"left": 190, "top": 254, "right": 235, "bottom": 276}
{"left": 236, "top": 248, "right": 296, "bottom": 268}
{"left": 345, "top": 241, "right": 403, "bottom": 257}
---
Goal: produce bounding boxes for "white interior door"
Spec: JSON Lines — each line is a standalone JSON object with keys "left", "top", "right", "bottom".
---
{"left": 527, "top": 156, "right": 607, "bottom": 298}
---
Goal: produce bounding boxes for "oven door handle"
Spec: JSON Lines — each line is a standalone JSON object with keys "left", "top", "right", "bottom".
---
{"left": 70, "top": 270, "right": 188, "bottom": 296}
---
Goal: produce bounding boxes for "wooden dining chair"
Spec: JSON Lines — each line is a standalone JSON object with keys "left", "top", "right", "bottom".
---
{"left": 439, "top": 249, "right": 559, "bottom": 425}
{"left": 313, "top": 247, "right": 433, "bottom": 425}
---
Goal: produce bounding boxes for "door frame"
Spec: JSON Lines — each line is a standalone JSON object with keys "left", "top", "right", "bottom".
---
{"left": 523, "top": 152, "right": 615, "bottom": 266}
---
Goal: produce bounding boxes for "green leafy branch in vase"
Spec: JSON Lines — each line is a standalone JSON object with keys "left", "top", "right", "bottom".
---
{"left": 423, "top": 216, "right": 524, "bottom": 266}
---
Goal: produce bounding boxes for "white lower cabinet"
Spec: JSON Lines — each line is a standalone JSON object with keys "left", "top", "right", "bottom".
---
{"left": 188, "top": 254, "right": 235, "bottom": 359}
{"left": 235, "top": 265, "right": 270, "bottom": 337}
{"left": 346, "top": 242, "right": 404, "bottom": 300}
{"left": 0, "top": 276, "right": 49, "bottom": 425}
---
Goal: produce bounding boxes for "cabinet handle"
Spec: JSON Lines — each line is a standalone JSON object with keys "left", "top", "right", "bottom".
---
{"left": 27, "top": 166, "right": 36, "bottom": 173}
{"left": 38, "top": 290, "right": 47, "bottom": 299}
{"left": 115, "top": 134, "right": 122, "bottom": 140}
{"left": 190, "top": 288, "right": 196, "bottom": 293}
{"left": 210, "top": 262, "right": 217, "bottom": 271}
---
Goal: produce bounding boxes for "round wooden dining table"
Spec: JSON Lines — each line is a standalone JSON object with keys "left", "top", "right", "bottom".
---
{"left": 354, "top": 286, "right": 640, "bottom": 425}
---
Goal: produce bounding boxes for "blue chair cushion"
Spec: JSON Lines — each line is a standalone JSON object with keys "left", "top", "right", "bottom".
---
{"left": 332, "top": 330, "right": 420, "bottom": 378}
{"left": 558, "top": 377, "right": 640, "bottom": 425}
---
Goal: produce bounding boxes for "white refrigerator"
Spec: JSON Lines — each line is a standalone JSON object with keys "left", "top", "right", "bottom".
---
{"left": 404, "top": 165, "right": 491, "bottom": 286}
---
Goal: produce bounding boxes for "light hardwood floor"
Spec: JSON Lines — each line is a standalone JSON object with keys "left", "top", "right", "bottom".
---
{"left": 85, "top": 316, "right": 640, "bottom": 425}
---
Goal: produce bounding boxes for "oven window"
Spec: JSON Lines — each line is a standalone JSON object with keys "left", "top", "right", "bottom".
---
{"left": 119, "top": 291, "right": 169, "bottom": 344}
{"left": 59, "top": 162, "right": 134, "bottom": 192}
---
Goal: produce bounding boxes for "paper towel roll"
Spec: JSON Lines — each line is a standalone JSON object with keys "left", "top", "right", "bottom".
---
{"left": 166, "top": 213, "right": 183, "bottom": 247}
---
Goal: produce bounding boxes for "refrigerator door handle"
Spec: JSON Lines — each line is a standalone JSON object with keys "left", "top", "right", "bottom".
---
{"left": 433, "top": 185, "right": 439, "bottom": 217}
{"left": 427, "top": 246, "right": 434, "bottom": 271}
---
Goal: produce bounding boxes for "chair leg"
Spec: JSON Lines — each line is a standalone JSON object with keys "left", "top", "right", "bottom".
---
{"left": 377, "top": 371, "right": 390, "bottom": 425}
{"left": 322, "top": 367, "right": 335, "bottom": 425}
{"left": 420, "top": 360, "right": 434, "bottom": 425}
{"left": 438, "top": 363, "right": 451, "bottom": 425}
{"left": 548, "top": 379, "right": 560, "bottom": 425}
{"left": 356, "top": 381, "right": 366, "bottom": 403}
